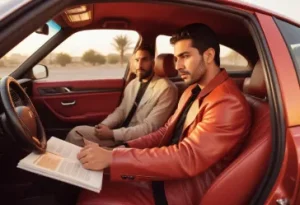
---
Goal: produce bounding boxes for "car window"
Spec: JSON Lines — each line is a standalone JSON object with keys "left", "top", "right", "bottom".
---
{"left": 0, "top": 0, "right": 31, "bottom": 20}
{"left": 275, "top": 19, "right": 300, "bottom": 83}
{"left": 40, "top": 30, "right": 139, "bottom": 81}
{"left": 0, "top": 20, "right": 61, "bottom": 77}
{"left": 156, "top": 35, "right": 249, "bottom": 72}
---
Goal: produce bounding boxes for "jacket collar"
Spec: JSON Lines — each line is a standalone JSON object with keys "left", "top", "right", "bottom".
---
{"left": 197, "top": 69, "right": 228, "bottom": 99}
{"left": 182, "top": 69, "right": 229, "bottom": 132}
{"left": 148, "top": 75, "right": 160, "bottom": 88}
{"left": 159, "top": 69, "right": 229, "bottom": 146}
{"left": 136, "top": 75, "right": 160, "bottom": 107}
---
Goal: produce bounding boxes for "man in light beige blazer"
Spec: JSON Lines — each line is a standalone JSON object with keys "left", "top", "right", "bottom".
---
{"left": 66, "top": 45, "right": 178, "bottom": 147}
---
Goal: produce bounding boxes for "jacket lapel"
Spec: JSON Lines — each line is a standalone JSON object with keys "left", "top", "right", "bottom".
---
{"left": 181, "top": 69, "right": 229, "bottom": 137}
{"left": 158, "top": 88, "right": 192, "bottom": 146}
{"left": 183, "top": 96, "right": 202, "bottom": 131}
{"left": 159, "top": 70, "right": 229, "bottom": 146}
{"left": 129, "top": 78, "right": 140, "bottom": 107}
{"left": 137, "top": 75, "right": 158, "bottom": 108}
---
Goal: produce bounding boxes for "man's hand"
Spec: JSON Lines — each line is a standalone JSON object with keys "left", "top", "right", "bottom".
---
{"left": 77, "top": 143, "right": 113, "bottom": 171}
{"left": 94, "top": 124, "right": 114, "bottom": 140}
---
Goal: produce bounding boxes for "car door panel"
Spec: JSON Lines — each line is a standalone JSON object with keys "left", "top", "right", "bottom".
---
{"left": 31, "top": 79, "right": 124, "bottom": 137}
{"left": 256, "top": 13, "right": 300, "bottom": 204}
{"left": 35, "top": 92, "right": 120, "bottom": 122}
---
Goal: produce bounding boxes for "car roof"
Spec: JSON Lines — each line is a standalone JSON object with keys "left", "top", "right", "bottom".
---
{"left": 52, "top": 0, "right": 298, "bottom": 66}
{"left": 54, "top": 1, "right": 259, "bottom": 65}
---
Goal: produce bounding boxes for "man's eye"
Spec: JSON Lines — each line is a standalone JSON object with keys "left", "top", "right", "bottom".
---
{"left": 183, "top": 55, "right": 189, "bottom": 58}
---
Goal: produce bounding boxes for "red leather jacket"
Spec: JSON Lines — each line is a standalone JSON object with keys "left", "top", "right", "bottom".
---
{"left": 110, "top": 70, "right": 251, "bottom": 205}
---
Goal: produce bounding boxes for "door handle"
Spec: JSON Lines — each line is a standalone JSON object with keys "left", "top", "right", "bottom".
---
{"left": 61, "top": 101, "right": 76, "bottom": 106}
{"left": 62, "top": 87, "right": 71, "bottom": 93}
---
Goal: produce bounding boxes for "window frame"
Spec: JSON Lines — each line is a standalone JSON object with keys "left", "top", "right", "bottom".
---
{"left": 275, "top": 18, "right": 300, "bottom": 84}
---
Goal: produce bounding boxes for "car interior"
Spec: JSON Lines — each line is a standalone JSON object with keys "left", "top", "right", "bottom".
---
{"left": 0, "top": 1, "right": 274, "bottom": 204}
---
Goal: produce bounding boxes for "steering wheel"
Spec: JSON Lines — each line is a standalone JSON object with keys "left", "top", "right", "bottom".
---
{"left": 0, "top": 76, "right": 46, "bottom": 153}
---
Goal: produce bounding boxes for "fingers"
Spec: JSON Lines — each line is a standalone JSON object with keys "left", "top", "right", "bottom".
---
{"left": 77, "top": 146, "right": 90, "bottom": 160}
{"left": 79, "top": 155, "right": 89, "bottom": 165}
{"left": 82, "top": 162, "right": 91, "bottom": 169}
{"left": 77, "top": 147, "right": 94, "bottom": 169}
{"left": 77, "top": 144, "right": 99, "bottom": 159}
{"left": 79, "top": 156, "right": 93, "bottom": 170}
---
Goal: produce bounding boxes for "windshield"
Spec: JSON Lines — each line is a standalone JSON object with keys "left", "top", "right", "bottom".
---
{"left": 0, "top": 0, "right": 32, "bottom": 20}
{"left": 0, "top": 20, "right": 61, "bottom": 77}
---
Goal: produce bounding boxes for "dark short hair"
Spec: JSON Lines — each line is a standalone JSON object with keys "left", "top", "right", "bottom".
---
{"left": 134, "top": 44, "right": 155, "bottom": 58}
{"left": 170, "top": 23, "right": 220, "bottom": 66}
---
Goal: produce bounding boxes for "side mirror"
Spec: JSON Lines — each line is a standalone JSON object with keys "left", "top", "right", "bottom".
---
{"left": 35, "top": 24, "right": 49, "bottom": 35}
{"left": 32, "top": 64, "right": 48, "bottom": 79}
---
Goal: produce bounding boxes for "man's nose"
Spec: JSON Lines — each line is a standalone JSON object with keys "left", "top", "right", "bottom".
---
{"left": 137, "top": 60, "right": 143, "bottom": 68}
{"left": 175, "top": 59, "right": 183, "bottom": 71}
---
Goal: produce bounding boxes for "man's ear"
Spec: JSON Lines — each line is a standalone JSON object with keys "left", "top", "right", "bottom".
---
{"left": 203, "top": 48, "right": 215, "bottom": 64}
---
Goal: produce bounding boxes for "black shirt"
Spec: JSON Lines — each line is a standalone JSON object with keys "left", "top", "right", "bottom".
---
{"left": 152, "top": 85, "right": 201, "bottom": 205}
{"left": 135, "top": 82, "right": 150, "bottom": 105}
{"left": 169, "top": 85, "right": 201, "bottom": 145}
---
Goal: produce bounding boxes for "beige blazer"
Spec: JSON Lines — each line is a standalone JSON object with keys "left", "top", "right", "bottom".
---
{"left": 101, "top": 75, "right": 178, "bottom": 142}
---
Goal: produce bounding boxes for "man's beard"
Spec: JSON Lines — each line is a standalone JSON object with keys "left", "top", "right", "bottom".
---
{"left": 137, "top": 68, "right": 153, "bottom": 81}
{"left": 179, "top": 59, "right": 206, "bottom": 85}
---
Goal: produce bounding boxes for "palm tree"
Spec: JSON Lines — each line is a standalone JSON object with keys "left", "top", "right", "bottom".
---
{"left": 112, "top": 35, "right": 131, "bottom": 65}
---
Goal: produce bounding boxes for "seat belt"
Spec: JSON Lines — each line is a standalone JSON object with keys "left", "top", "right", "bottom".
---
{"left": 121, "top": 78, "right": 152, "bottom": 127}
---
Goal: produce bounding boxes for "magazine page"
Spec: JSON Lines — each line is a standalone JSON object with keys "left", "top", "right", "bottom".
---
{"left": 46, "top": 137, "right": 81, "bottom": 161}
{"left": 17, "top": 137, "right": 103, "bottom": 193}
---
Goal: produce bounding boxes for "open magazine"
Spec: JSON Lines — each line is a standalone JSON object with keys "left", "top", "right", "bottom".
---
{"left": 17, "top": 137, "right": 103, "bottom": 193}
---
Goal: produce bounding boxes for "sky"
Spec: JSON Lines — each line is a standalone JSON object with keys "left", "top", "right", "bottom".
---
{"left": 0, "top": 0, "right": 30, "bottom": 20}
{"left": 4, "top": 0, "right": 300, "bottom": 58}
{"left": 241, "top": 0, "right": 300, "bottom": 21}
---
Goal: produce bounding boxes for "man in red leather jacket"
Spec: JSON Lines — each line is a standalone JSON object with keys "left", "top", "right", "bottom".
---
{"left": 76, "top": 23, "right": 251, "bottom": 205}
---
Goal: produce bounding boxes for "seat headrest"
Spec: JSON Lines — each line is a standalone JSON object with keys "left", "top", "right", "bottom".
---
{"left": 243, "top": 60, "right": 267, "bottom": 99}
{"left": 154, "top": 53, "right": 178, "bottom": 78}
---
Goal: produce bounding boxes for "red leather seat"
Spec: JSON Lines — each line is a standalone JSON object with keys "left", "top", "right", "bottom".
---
{"left": 126, "top": 53, "right": 178, "bottom": 85}
{"left": 200, "top": 60, "right": 271, "bottom": 205}
{"left": 78, "top": 60, "right": 271, "bottom": 205}
{"left": 154, "top": 53, "right": 178, "bottom": 78}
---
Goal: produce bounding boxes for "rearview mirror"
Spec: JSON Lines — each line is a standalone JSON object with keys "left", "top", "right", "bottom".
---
{"left": 32, "top": 64, "right": 48, "bottom": 79}
{"left": 35, "top": 24, "right": 49, "bottom": 35}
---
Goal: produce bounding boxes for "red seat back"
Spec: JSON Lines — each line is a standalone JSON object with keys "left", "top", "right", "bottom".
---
{"left": 201, "top": 61, "right": 271, "bottom": 205}
{"left": 154, "top": 53, "right": 187, "bottom": 97}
